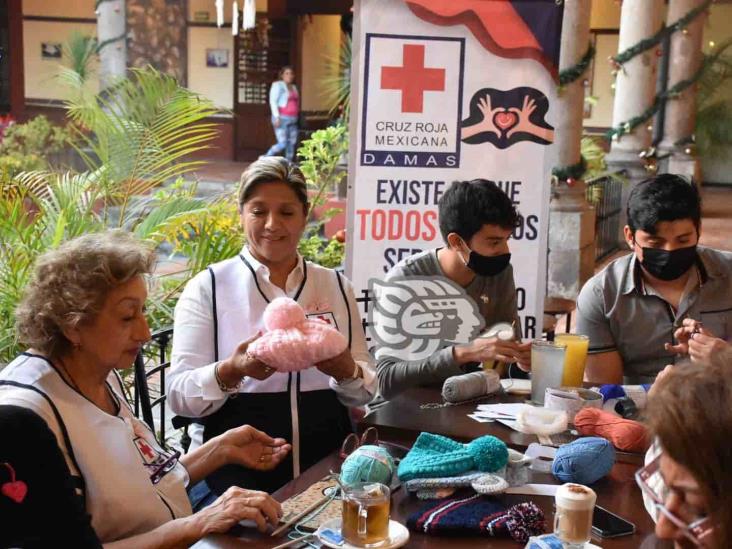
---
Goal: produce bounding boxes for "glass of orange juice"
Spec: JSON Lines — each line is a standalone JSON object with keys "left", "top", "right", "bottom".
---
{"left": 555, "top": 334, "right": 590, "bottom": 387}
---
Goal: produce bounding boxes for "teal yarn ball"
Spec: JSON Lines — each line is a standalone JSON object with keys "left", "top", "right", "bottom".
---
{"left": 340, "top": 445, "right": 395, "bottom": 486}
{"left": 552, "top": 437, "right": 615, "bottom": 485}
{"left": 466, "top": 435, "right": 509, "bottom": 472}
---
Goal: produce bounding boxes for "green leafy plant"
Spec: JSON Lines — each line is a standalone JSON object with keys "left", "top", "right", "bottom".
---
{"left": 581, "top": 136, "right": 627, "bottom": 206}
{"left": 695, "top": 38, "right": 732, "bottom": 158}
{"left": 0, "top": 67, "right": 219, "bottom": 365}
{"left": 0, "top": 68, "right": 352, "bottom": 365}
{"left": 62, "top": 31, "right": 97, "bottom": 84}
{"left": 321, "top": 35, "right": 352, "bottom": 123}
{"left": 0, "top": 116, "right": 71, "bottom": 177}
{"left": 295, "top": 124, "right": 348, "bottom": 267}
{"left": 298, "top": 123, "right": 349, "bottom": 214}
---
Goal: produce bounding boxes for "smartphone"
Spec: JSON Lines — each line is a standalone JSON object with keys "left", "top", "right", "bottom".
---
{"left": 592, "top": 505, "right": 636, "bottom": 538}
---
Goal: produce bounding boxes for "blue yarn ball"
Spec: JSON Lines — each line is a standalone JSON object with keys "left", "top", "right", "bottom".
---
{"left": 466, "top": 435, "right": 508, "bottom": 472}
{"left": 552, "top": 437, "right": 615, "bottom": 485}
{"left": 340, "top": 445, "right": 395, "bottom": 486}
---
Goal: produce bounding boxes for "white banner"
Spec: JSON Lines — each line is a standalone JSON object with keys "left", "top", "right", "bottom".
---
{"left": 345, "top": 0, "right": 563, "bottom": 345}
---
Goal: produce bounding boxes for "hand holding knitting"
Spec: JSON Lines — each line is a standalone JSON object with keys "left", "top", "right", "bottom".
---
{"left": 454, "top": 337, "right": 529, "bottom": 367}
{"left": 688, "top": 331, "right": 729, "bottom": 363}
{"left": 316, "top": 348, "right": 359, "bottom": 382}
{"left": 218, "top": 332, "right": 276, "bottom": 387}
{"left": 188, "top": 486, "right": 282, "bottom": 535}
{"left": 665, "top": 318, "right": 703, "bottom": 355}
{"left": 666, "top": 319, "right": 728, "bottom": 362}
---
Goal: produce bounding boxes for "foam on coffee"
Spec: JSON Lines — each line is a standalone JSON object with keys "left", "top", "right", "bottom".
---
{"left": 554, "top": 483, "right": 597, "bottom": 546}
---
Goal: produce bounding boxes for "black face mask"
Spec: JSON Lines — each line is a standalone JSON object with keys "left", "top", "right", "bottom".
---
{"left": 640, "top": 245, "right": 698, "bottom": 281}
{"left": 460, "top": 243, "right": 511, "bottom": 277}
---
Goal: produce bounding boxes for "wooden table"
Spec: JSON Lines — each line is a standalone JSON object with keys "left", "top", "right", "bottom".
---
{"left": 361, "top": 387, "right": 538, "bottom": 448}
{"left": 197, "top": 386, "right": 664, "bottom": 548}
{"left": 361, "top": 387, "right": 643, "bottom": 465}
{"left": 196, "top": 451, "right": 664, "bottom": 548}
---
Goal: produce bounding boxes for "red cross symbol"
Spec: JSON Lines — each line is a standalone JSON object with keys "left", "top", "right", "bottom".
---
{"left": 137, "top": 439, "right": 157, "bottom": 461}
{"left": 380, "top": 44, "right": 446, "bottom": 113}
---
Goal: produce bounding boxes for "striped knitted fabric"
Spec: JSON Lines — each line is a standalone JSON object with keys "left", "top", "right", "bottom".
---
{"left": 407, "top": 494, "right": 545, "bottom": 543}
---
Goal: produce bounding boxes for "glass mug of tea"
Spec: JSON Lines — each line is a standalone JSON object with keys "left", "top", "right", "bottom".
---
{"left": 341, "top": 482, "right": 391, "bottom": 547}
{"left": 553, "top": 483, "right": 597, "bottom": 548}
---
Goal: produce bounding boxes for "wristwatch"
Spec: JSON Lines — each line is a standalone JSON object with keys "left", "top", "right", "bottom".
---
{"left": 214, "top": 362, "right": 244, "bottom": 396}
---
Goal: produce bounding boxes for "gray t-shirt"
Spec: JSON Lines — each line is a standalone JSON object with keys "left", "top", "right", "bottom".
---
{"left": 576, "top": 247, "right": 732, "bottom": 383}
{"left": 374, "top": 248, "right": 520, "bottom": 399}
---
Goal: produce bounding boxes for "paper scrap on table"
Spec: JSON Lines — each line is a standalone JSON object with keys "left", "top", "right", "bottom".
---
{"left": 468, "top": 413, "right": 495, "bottom": 423}
{"left": 505, "top": 483, "right": 559, "bottom": 497}
{"left": 473, "top": 403, "right": 526, "bottom": 429}
{"left": 476, "top": 403, "right": 526, "bottom": 415}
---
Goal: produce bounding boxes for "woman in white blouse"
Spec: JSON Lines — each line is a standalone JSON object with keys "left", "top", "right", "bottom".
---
{"left": 168, "top": 157, "right": 377, "bottom": 497}
{"left": 0, "top": 231, "right": 290, "bottom": 547}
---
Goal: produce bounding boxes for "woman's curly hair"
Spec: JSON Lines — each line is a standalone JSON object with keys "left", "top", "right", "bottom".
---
{"left": 15, "top": 230, "right": 155, "bottom": 359}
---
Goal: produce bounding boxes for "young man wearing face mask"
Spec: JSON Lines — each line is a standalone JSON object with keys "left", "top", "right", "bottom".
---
{"left": 374, "top": 179, "right": 531, "bottom": 400}
{"left": 576, "top": 174, "right": 732, "bottom": 384}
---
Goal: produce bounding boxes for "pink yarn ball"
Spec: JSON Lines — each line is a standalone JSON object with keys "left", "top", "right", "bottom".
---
{"left": 263, "top": 297, "right": 306, "bottom": 330}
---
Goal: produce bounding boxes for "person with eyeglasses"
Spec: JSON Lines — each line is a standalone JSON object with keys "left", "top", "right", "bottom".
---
{"left": 637, "top": 360, "right": 731, "bottom": 547}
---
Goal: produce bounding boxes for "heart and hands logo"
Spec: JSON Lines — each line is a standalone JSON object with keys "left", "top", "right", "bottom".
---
{"left": 460, "top": 87, "right": 554, "bottom": 149}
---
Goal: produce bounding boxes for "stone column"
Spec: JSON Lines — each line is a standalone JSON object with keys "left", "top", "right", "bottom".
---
{"left": 605, "top": 0, "right": 664, "bottom": 234}
{"left": 658, "top": 0, "right": 708, "bottom": 181}
{"left": 547, "top": 0, "right": 596, "bottom": 300}
{"left": 97, "top": 0, "right": 127, "bottom": 90}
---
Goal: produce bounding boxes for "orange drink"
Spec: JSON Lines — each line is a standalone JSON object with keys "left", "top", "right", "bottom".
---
{"left": 555, "top": 334, "right": 589, "bottom": 387}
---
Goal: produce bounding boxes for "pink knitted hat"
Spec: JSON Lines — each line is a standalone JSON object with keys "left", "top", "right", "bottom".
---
{"left": 247, "top": 297, "right": 348, "bottom": 372}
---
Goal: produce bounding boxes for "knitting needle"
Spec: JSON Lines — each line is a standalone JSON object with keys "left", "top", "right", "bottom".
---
{"left": 270, "top": 493, "right": 332, "bottom": 537}
{"left": 271, "top": 533, "right": 316, "bottom": 549}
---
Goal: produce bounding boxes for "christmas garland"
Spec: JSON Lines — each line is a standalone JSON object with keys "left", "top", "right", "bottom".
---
{"left": 610, "top": 0, "right": 712, "bottom": 67}
{"left": 606, "top": 61, "right": 707, "bottom": 140}
{"left": 559, "top": 42, "right": 596, "bottom": 87}
{"left": 96, "top": 33, "right": 127, "bottom": 54}
{"left": 552, "top": 155, "right": 587, "bottom": 186}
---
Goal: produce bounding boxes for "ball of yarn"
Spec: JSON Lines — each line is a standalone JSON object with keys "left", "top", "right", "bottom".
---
{"left": 574, "top": 407, "right": 649, "bottom": 453}
{"left": 263, "top": 297, "right": 306, "bottom": 330}
{"left": 340, "top": 445, "right": 395, "bottom": 486}
{"left": 552, "top": 437, "right": 615, "bottom": 485}
{"left": 466, "top": 435, "right": 508, "bottom": 472}
{"left": 442, "top": 370, "right": 501, "bottom": 403}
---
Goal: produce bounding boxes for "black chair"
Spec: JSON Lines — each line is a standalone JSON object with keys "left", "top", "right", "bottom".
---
{"left": 132, "top": 327, "right": 180, "bottom": 448}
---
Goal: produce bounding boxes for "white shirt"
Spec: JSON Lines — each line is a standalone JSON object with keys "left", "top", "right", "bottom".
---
{"left": 167, "top": 247, "right": 377, "bottom": 420}
{"left": 0, "top": 354, "right": 192, "bottom": 543}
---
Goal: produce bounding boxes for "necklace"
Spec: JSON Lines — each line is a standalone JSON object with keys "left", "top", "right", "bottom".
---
{"left": 56, "top": 357, "right": 83, "bottom": 393}
{"left": 56, "top": 357, "right": 115, "bottom": 414}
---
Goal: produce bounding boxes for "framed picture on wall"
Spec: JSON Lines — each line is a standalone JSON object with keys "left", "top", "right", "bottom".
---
{"left": 41, "top": 43, "right": 62, "bottom": 59}
{"left": 206, "top": 48, "right": 229, "bottom": 68}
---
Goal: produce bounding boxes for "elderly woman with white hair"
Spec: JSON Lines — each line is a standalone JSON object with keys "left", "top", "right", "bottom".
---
{"left": 167, "top": 156, "right": 377, "bottom": 499}
{"left": 0, "top": 231, "right": 290, "bottom": 546}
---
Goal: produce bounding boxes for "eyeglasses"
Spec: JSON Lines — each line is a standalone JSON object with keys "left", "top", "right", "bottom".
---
{"left": 635, "top": 455, "right": 713, "bottom": 546}
{"left": 339, "top": 427, "right": 379, "bottom": 459}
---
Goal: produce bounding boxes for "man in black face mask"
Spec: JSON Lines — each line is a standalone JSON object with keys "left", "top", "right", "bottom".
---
{"left": 373, "top": 179, "right": 531, "bottom": 400}
{"left": 576, "top": 174, "right": 732, "bottom": 384}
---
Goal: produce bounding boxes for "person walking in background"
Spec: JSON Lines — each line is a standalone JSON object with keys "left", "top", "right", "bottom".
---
{"left": 265, "top": 66, "right": 299, "bottom": 161}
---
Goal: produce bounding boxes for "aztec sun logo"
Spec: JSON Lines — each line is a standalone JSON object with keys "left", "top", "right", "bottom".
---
{"left": 369, "top": 276, "right": 484, "bottom": 361}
